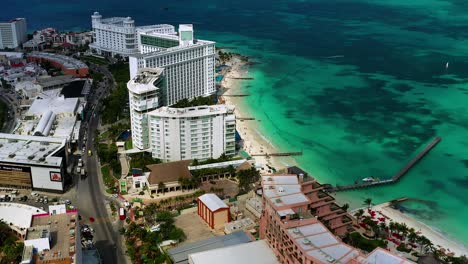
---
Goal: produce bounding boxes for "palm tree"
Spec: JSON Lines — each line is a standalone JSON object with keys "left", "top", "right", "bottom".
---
{"left": 389, "top": 221, "right": 396, "bottom": 234}
{"left": 158, "top": 182, "right": 166, "bottom": 194}
{"left": 363, "top": 198, "right": 373, "bottom": 209}
{"left": 354, "top": 209, "right": 364, "bottom": 221}
{"left": 341, "top": 203, "right": 350, "bottom": 212}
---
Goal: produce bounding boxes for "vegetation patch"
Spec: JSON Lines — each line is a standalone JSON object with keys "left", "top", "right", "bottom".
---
{"left": 171, "top": 95, "right": 217, "bottom": 108}
{"left": 0, "top": 221, "right": 24, "bottom": 263}
{"left": 124, "top": 211, "right": 186, "bottom": 263}
{"left": 81, "top": 55, "right": 108, "bottom": 65}
{"left": 101, "top": 165, "right": 116, "bottom": 188}
{"left": 343, "top": 232, "right": 387, "bottom": 253}
{"left": 129, "top": 152, "right": 161, "bottom": 172}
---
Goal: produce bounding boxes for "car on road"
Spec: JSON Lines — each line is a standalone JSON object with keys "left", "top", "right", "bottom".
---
{"left": 65, "top": 200, "right": 71, "bottom": 205}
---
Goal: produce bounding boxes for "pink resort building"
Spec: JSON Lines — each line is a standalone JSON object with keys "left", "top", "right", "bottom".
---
{"left": 259, "top": 174, "right": 414, "bottom": 264}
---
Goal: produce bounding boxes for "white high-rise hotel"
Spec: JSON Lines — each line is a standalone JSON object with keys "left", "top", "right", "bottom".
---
{"left": 90, "top": 12, "right": 175, "bottom": 57}
{"left": 129, "top": 24, "right": 215, "bottom": 106}
{"left": 95, "top": 11, "right": 234, "bottom": 161}
{"left": 148, "top": 106, "right": 236, "bottom": 161}
{"left": 128, "top": 69, "right": 236, "bottom": 162}
{"left": 0, "top": 18, "right": 27, "bottom": 49}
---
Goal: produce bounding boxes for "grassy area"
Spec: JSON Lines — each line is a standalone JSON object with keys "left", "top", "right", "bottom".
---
{"left": 101, "top": 165, "right": 116, "bottom": 188}
{"left": 108, "top": 62, "right": 130, "bottom": 83}
{"left": 82, "top": 55, "right": 108, "bottom": 65}
{"left": 124, "top": 140, "right": 133, "bottom": 150}
{"left": 99, "top": 131, "right": 110, "bottom": 141}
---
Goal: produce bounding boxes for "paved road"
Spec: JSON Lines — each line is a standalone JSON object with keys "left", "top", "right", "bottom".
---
{"left": 74, "top": 63, "right": 127, "bottom": 264}
{"left": 0, "top": 89, "right": 21, "bottom": 133}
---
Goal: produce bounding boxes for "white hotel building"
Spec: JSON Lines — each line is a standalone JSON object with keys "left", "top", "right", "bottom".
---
{"left": 127, "top": 68, "right": 165, "bottom": 150}
{"left": 0, "top": 18, "right": 27, "bottom": 49}
{"left": 147, "top": 105, "right": 236, "bottom": 161}
{"left": 129, "top": 24, "right": 216, "bottom": 106}
{"left": 90, "top": 12, "right": 175, "bottom": 57}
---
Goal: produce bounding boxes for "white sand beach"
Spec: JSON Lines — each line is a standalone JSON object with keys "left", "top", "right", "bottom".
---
{"left": 371, "top": 203, "right": 468, "bottom": 257}
{"left": 219, "top": 55, "right": 296, "bottom": 173}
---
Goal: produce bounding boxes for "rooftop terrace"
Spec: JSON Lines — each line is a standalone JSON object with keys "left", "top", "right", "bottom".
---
{"left": 31, "top": 211, "right": 78, "bottom": 262}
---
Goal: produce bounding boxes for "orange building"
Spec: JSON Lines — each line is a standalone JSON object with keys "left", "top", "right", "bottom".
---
{"left": 258, "top": 174, "right": 414, "bottom": 264}
{"left": 197, "top": 193, "right": 230, "bottom": 229}
{"left": 28, "top": 52, "right": 89, "bottom": 77}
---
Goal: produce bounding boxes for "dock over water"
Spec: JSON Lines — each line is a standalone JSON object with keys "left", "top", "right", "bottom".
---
{"left": 251, "top": 151, "right": 303, "bottom": 157}
{"left": 327, "top": 137, "right": 441, "bottom": 192}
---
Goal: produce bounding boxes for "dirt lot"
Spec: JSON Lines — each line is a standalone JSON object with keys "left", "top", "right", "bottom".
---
{"left": 175, "top": 212, "right": 218, "bottom": 244}
{"left": 199, "top": 179, "right": 239, "bottom": 198}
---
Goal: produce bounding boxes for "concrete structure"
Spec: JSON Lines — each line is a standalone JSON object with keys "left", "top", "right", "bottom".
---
{"left": 188, "top": 240, "right": 279, "bottom": 264}
{"left": 0, "top": 18, "right": 27, "bottom": 49}
{"left": 286, "top": 166, "right": 355, "bottom": 235}
{"left": 129, "top": 24, "right": 216, "bottom": 105}
{"left": 168, "top": 231, "right": 252, "bottom": 264}
{"left": 27, "top": 52, "right": 89, "bottom": 77}
{"left": 0, "top": 133, "right": 67, "bottom": 192}
{"left": 147, "top": 105, "right": 236, "bottom": 161}
{"left": 28, "top": 210, "right": 82, "bottom": 264}
{"left": 127, "top": 68, "right": 165, "bottom": 149}
{"left": 32, "top": 28, "right": 93, "bottom": 47}
{"left": 224, "top": 217, "right": 256, "bottom": 234}
{"left": 0, "top": 203, "right": 46, "bottom": 238}
{"left": 259, "top": 174, "right": 414, "bottom": 264}
{"left": 197, "top": 193, "right": 230, "bottom": 229}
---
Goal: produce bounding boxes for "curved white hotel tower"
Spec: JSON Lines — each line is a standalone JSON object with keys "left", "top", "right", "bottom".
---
{"left": 127, "top": 68, "right": 165, "bottom": 149}
{"left": 147, "top": 105, "right": 236, "bottom": 161}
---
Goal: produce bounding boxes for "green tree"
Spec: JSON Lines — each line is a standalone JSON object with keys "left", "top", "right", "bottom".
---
{"left": 363, "top": 198, "right": 373, "bottom": 209}
{"left": 341, "top": 203, "right": 349, "bottom": 212}
{"left": 158, "top": 182, "right": 166, "bottom": 194}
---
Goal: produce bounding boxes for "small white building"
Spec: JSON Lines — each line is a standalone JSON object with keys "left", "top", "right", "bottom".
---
{"left": 147, "top": 105, "right": 236, "bottom": 161}
{"left": 0, "top": 18, "right": 27, "bottom": 49}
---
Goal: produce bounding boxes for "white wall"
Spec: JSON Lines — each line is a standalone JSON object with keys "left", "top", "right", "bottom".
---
{"left": 31, "top": 166, "right": 64, "bottom": 191}
{"left": 24, "top": 238, "right": 50, "bottom": 252}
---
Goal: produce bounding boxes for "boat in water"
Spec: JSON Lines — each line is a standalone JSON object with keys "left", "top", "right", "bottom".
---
{"left": 362, "top": 176, "right": 375, "bottom": 183}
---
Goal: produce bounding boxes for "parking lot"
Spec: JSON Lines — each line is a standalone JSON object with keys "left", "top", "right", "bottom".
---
{"left": 0, "top": 188, "right": 72, "bottom": 212}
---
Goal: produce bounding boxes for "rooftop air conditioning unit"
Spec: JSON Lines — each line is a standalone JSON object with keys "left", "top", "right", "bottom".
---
{"left": 293, "top": 228, "right": 300, "bottom": 234}
{"left": 8, "top": 153, "right": 15, "bottom": 158}
{"left": 303, "top": 239, "right": 311, "bottom": 245}
{"left": 278, "top": 187, "right": 285, "bottom": 193}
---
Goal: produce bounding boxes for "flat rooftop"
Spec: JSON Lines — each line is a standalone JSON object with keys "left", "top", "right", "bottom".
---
{"left": 26, "top": 225, "right": 50, "bottom": 240}
{"left": 168, "top": 231, "right": 252, "bottom": 264}
{"left": 29, "top": 52, "right": 87, "bottom": 70}
{"left": 262, "top": 175, "right": 310, "bottom": 207}
{"left": 149, "top": 105, "right": 235, "bottom": 118}
{"left": 0, "top": 133, "right": 65, "bottom": 166}
{"left": 26, "top": 96, "right": 79, "bottom": 116}
{"left": 188, "top": 240, "right": 279, "bottom": 264}
{"left": 31, "top": 211, "right": 78, "bottom": 261}
{"left": 37, "top": 75, "right": 74, "bottom": 88}
{"left": 0, "top": 203, "right": 46, "bottom": 230}
{"left": 100, "top": 16, "right": 132, "bottom": 25}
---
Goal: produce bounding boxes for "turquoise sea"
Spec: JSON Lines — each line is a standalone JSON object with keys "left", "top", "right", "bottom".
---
{"left": 4, "top": 0, "right": 468, "bottom": 247}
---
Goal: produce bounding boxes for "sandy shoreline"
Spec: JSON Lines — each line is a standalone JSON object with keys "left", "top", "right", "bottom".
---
{"left": 219, "top": 55, "right": 296, "bottom": 173}
{"left": 370, "top": 203, "right": 468, "bottom": 257}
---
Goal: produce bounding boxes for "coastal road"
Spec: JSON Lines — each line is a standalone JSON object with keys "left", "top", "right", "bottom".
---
{"left": 0, "top": 89, "right": 21, "bottom": 133}
{"left": 75, "top": 63, "right": 126, "bottom": 264}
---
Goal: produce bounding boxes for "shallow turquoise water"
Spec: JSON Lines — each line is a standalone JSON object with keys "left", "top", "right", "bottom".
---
{"left": 4, "top": 0, "right": 468, "bottom": 246}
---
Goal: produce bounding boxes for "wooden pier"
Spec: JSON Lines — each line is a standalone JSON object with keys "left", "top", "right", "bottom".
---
{"left": 327, "top": 137, "right": 441, "bottom": 192}
{"left": 227, "top": 77, "right": 254, "bottom": 80}
{"left": 237, "top": 117, "right": 256, "bottom": 121}
{"left": 251, "top": 151, "right": 303, "bottom": 157}
{"left": 223, "top": 94, "right": 250, "bottom": 97}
